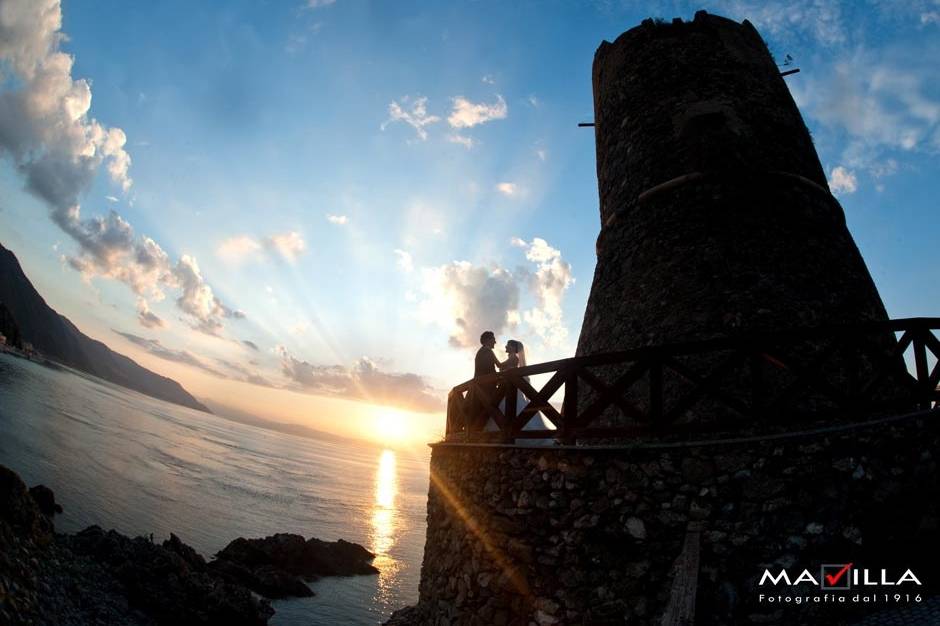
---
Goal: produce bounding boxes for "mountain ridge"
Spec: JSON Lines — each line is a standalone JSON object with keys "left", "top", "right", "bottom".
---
{"left": 0, "top": 242, "right": 210, "bottom": 413}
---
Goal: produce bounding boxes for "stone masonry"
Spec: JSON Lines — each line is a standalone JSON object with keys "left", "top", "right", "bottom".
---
{"left": 403, "top": 413, "right": 939, "bottom": 625}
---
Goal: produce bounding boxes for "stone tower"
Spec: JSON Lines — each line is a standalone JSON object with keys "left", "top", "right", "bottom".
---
{"left": 576, "top": 11, "right": 894, "bottom": 422}
{"left": 390, "top": 13, "right": 938, "bottom": 626}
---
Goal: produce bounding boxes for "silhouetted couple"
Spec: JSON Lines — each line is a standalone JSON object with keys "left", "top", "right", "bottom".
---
{"left": 473, "top": 331, "right": 528, "bottom": 431}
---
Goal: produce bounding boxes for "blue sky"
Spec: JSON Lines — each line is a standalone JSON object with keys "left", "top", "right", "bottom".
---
{"left": 1, "top": 0, "right": 938, "bottom": 442}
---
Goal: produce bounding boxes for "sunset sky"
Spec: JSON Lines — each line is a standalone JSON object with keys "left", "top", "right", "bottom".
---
{"left": 1, "top": 0, "right": 938, "bottom": 444}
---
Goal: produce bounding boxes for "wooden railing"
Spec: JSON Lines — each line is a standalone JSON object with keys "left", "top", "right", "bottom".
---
{"left": 445, "top": 318, "right": 940, "bottom": 443}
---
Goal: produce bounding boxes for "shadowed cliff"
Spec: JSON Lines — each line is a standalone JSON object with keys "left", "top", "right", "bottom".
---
{"left": 0, "top": 243, "right": 210, "bottom": 414}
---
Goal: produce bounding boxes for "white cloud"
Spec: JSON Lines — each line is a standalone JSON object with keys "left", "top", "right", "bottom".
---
{"left": 527, "top": 95, "right": 540, "bottom": 107}
{"left": 920, "top": 11, "right": 940, "bottom": 25}
{"left": 535, "top": 148, "right": 547, "bottom": 161}
{"left": 381, "top": 96, "right": 440, "bottom": 141}
{"left": 305, "top": 0, "right": 335, "bottom": 8}
{"left": 417, "top": 237, "right": 574, "bottom": 350}
{"left": 447, "top": 134, "right": 476, "bottom": 149}
{"left": 0, "top": 0, "right": 132, "bottom": 212}
{"left": 105, "top": 195, "right": 119, "bottom": 203}
{"left": 481, "top": 74, "right": 495, "bottom": 85}
{"left": 448, "top": 95, "right": 508, "bottom": 128}
{"left": 217, "top": 235, "right": 263, "bottom": 262}
{"left": 276, "top": 347, "right": 443, "bottom": 412}
{"left": 514, "top": 237, "right": 574, "bottom": 347}
{"left": 326, "top": 213, "right": 348, "bottom": 225}
{"left": 172, "top": 255, "right": 243, "bottom": 335}
{"left": 0, "top": 0, "right": 241, "bottom": 338}
{"left": 828, "top": 166, "right": 858, "bottom": 195}
{"left": 793, "top": 51, "right": 940, "bottom": 167}
{"left": 419, "top": 262, "right": 520, "bottom": 349}
{"left": 496, "top": 182, "right": 517, "bottom": 196}
{"left": 394, "top": 248, "right": 414, "bottom": 272}
{"left": 710, "top": 0, "right": 846, "bottom": 46}
{"left": 265, "top": 231, "right": 306, "bottom": 261}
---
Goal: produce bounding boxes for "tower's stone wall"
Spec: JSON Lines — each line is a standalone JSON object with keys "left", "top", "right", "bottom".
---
{"left": 406, "top": 414, "right": 940, "bottom": 625}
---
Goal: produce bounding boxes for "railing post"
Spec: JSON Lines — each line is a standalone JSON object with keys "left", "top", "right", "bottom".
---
{"left": 561, "top": 366, "right": 578, "bottom": 445}
{"left": 504, "top": 379, "right": 517, "bottom": 443}
{"left": 914, "top": 328, "right": 931, "bottom": 410}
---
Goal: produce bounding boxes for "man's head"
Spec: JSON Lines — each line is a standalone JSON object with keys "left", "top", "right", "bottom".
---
{"left": 480, "top": 331, "right": 496, "bottom": 348}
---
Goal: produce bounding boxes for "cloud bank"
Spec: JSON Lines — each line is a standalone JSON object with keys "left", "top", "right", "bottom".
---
{"left": 0, "top": 0, "right": 239, "bottom": 336}
{"left": 277, "top": 347, "right": 443, "bottom": 412}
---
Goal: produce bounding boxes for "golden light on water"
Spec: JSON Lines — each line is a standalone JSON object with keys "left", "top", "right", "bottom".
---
{"left": 371, "top": 449, "right": 401, "bottom": 604}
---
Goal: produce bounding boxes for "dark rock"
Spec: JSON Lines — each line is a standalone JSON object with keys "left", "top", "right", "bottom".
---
{"left": 0, "top": 465, "right": 52, "bottom": 544}
{"left": 215, "top": 533, "right": 378, "bottom": 578}
{"left": 253, "top": 565, "right": 314, "bottom": 599}
{"left": 210, "top": 533, "right": 377, "bottom": 600}
{"left": 28, "top": 484, "right": 63, "bottom": 517}
{"left": 67, "top": 526, "right": 274, "bottom": 625}
{"left": 163, "top": 532, "right": 206, "bottom": 571}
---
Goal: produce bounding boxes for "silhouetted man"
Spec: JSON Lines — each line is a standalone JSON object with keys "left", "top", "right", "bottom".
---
{"left": 470, "top": 331, "right": 500, "bottom": 431}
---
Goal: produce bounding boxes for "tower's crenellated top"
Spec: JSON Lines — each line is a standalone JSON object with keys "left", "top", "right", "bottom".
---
{"left": 592, "top": 10, "right": 826, "bottom": 226}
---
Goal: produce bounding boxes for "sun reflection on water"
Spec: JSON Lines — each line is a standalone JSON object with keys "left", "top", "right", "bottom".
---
{"left": 371, "top": 449, "right": 401, "bottom": 607}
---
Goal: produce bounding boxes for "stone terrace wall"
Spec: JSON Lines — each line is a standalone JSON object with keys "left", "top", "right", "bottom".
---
{"left": 409, "top": 413, "right": 940, "bottom": 625}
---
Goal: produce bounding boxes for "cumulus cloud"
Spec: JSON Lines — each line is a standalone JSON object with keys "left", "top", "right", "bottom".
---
{"left": 828, "top": 166, "right": 858, "bottom": 195}
{"left": 264, "top": 231, "right": 306, "bottom": 261}
{"left": 394, "top": 249, "right": 414, "bottom": 272}
{"left": 217, "top": 235, "right": 262, "bottom": 262}
{"left": 515, "top": 238, "right": 574, "bottom": 347}
{"left": 136, "top": 298, "right": 165, "bottom": 329}
{"left": 792, "top": 48, "right": 940, "bottom": 176}
{"left": 0, "top": 0, "right": 240, "bottom": 337}
{"left": 496, "top": 182, "right": 518, "bottom": 196}
{"left": 173, "top": 255, "right": 244, "bottom": 335}
{"left": 326, "top": 214, "right": 348, "bottom": 225}
{"left": 419, "top": 262, "right": 520, "bottom": 349}
{"left": 0, "top": 0, "right": 132, "bottom": 208}
{"left": 447, "top": 134, "right": 476, "bottom": 149}
{"left": 448, "top": 95, "right": 507, "bottom": 128}
{"left": 418, "top": 237, "right": 574, "bottom": 349}
{"left": 276, "top": 347, "right": 443, "bottom": 412}
{"left": 381, "top": 96, "right": 440, "bottom": 140}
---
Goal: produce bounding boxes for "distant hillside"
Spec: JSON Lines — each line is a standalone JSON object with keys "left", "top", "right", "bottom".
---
{"left": 0, "top": 243, "right": 210, "bottom": 413}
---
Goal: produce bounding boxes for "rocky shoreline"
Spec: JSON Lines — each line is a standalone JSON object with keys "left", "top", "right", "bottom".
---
{"left": 0, "top": 464, "right": 379, "bottom": 625}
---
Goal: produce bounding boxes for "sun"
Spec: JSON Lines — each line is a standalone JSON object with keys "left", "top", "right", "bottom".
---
{"left": 373, "top": 408, "right": 412, "bottom": 445}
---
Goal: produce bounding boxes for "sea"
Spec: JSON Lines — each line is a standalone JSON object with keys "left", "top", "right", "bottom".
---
{"left": 0, "top": 351, "right": 431, "bottom": 625}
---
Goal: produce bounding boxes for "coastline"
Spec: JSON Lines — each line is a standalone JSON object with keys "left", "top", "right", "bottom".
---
{"left": 0, "top": 463, "right": 380, "bottom": 625}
